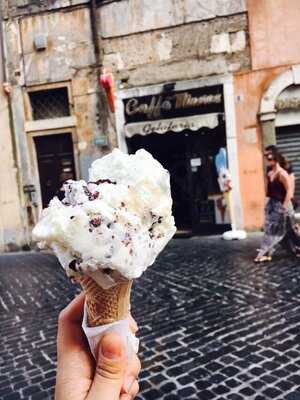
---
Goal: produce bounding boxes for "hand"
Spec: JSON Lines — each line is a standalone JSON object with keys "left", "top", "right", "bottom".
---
{"left": 55, "top": 293, "right": 140, "bottom": 400}
{"left": 282, "top": 202, "right": 289, "bottom": 211}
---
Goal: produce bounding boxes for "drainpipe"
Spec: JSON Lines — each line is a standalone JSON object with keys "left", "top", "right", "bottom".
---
{"left": 89, "top": 0, "right": 114, "bottom": 148}
{"left": 89, "top": 0, "right": 102, "bottom": 68}
{"left": 0, "top": 11, "right": 22, "bottom": 202}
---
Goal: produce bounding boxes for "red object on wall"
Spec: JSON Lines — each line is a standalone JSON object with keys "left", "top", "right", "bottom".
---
{"left": 99, "top": 69, "right": 115, "bottom": 113}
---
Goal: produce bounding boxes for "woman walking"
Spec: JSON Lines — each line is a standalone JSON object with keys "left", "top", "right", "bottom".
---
{"left": 255, "top": 147, "right": 300, "bottom": 262}
{"left": 265, "top": 145, "right": 298, "bottom": 210}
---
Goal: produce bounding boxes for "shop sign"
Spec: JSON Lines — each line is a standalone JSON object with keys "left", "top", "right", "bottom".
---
{"left": 123, "top": 85, "right": 224, "bottom": 124}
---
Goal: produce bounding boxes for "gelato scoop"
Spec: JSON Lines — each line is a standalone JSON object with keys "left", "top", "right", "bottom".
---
{"left": 33, "top": 148, "right": 176, "bottom": 281}
{"left": 33, "top": 148, "right": 175, "bottom": 357}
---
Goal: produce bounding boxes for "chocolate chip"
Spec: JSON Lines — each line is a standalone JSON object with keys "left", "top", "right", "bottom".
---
{"left": 90, "top": 217, "right": 101, "bottom": 227}
{"left": 84, "top": 186, "right": 100, "bottom": 201}
{"left": 83, "top": 186, "right": 90, "bottom": 197}
{"left": 68, "top": 259, "right": 77, "bottom": 271}
{"left": 123, "top": 232, "right": 131, "bottom": 246}
{"left": 90, "top": 191, "right": 99, "bottom": 200}
{"left": 90, "top": 179, "right": 116, "bottom": 185}
{"left": 103, "top": 268, "right": 112, "bottom": 274}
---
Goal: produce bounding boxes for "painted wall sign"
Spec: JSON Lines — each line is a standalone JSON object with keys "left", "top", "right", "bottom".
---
{"left": 276, "top": 97, "right": 300, "bottom": 110}
{"left": 123, "top": 85, "right": 224, "bottom": 123}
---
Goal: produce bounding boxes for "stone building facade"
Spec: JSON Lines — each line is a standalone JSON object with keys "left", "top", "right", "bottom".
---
{"left": 0, "top": 0, "right": 250, "bottom": 249}
{"left": 1, "top": 0, "right": 299, "bottom": 249}
{"left": 105, "top": 0, "right": 250, "bottom": 235}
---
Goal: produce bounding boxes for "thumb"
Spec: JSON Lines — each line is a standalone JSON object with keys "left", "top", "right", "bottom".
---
{"left": 87, "top": 332, "right": 126, "bottom": 400}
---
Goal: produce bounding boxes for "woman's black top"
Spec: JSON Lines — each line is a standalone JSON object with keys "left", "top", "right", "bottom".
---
{"left": 267, "top": 174, "right": 286, "bottom": 203}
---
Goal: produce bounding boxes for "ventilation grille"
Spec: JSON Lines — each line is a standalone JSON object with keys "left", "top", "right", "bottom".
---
{"left": 276, "top": 126, "right": 300, "bottom": 203}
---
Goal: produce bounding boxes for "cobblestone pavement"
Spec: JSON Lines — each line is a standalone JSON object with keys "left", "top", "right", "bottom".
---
{"left": 1, "top": 236, "right": 300, "bottom": 400}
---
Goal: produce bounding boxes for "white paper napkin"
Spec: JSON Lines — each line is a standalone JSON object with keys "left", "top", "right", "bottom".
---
{"left": 82, "top": 302, "right": 139, "bottom": 359}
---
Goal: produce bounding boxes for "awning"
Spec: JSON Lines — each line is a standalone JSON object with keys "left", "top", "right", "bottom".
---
{"left": 124, "top": 113, "right": 220, "bottom": 138}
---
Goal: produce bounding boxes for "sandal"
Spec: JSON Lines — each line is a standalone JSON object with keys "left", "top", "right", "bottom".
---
{"left": 254, "top": 255, "right": 272, "bottom": 263}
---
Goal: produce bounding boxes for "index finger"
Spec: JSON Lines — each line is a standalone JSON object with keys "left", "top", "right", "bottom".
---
{"left": 58, "top": 292, "right": 85, "bottom": 324}
{"left": 57, "top": 292, "right": 86, "bottom": 353}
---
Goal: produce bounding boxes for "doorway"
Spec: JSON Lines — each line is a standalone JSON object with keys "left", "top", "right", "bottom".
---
{"left": 129, "top": 132, "right": 194, "bottom": 231}
{"left": 34, "top": 133, "right": 76, "bottom": 208}
{"left": 126, "top": 125, "right": 230, "bottom": 235}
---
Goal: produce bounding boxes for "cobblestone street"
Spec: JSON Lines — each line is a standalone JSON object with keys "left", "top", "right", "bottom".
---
{"left": 0, "top": 236, "right": 300, "bottom": 400}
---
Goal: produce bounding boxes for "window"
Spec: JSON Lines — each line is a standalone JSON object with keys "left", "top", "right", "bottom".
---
{"left": 29, "top": 87, "right": 70, "bottom": 120}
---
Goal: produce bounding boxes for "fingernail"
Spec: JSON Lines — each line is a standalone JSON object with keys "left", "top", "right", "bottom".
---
{"left": 121, "top": 395, "right": 132, "bottom": 400}
{"left": 124, "top": 376, "right": 135, "bottom": 394}
{"left": 100, "top": 333, "right": 123, "bottom": 360}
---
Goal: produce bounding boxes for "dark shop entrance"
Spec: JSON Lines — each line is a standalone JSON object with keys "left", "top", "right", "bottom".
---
{"left": 126, "top": 123, "right": 230, "bottom": 235}
{"left": 124, "top": 83, "right": 231, "bottom": 235}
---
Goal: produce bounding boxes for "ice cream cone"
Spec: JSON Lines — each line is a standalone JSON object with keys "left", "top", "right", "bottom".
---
{"left": 75, "top": 275, "right": 132, "bottom": 327}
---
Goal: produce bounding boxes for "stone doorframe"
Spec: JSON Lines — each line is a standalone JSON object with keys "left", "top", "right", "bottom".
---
{"left": 259, "top": 65, "right": 300, "bottom": 147}
{"left": 115, "top": 75, "right": 244, "bottom": 230}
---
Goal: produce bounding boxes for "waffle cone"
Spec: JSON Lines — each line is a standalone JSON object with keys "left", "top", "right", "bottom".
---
{"left": 76, "top": 275, "right": 132, "bottom": 327}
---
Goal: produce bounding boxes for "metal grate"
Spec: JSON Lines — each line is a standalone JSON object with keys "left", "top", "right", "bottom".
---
{"left": 29, "top": 87, "right": 70, "bottom": 120}
{"left": 276, "top": 126, "right": 300, "bottom": 204}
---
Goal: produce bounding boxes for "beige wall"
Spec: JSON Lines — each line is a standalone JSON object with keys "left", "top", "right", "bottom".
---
{"left": 102, "top": 15, "right": 250, "bottom": 87}
{"left": 99, "top": 1, "right": 250, "bottom": 88}
{"left": 99, "top": 0, "right": 246, "bottom": 38}
{"left": 4, "top": 7, "right": 110, "bottom": 214}
{"left": 18, "top": 8, "right": 94, "bottom": 85}
{"left": 0, "top": 90, "right": 24, "bottom": 251}
{"left": 248, "top": 0, "right": 300, "bottom": 70}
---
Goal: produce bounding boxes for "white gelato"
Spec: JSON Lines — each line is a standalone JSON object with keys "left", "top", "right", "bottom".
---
{"left": 33, "top": 149, "right": 176, "bottom": 280}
